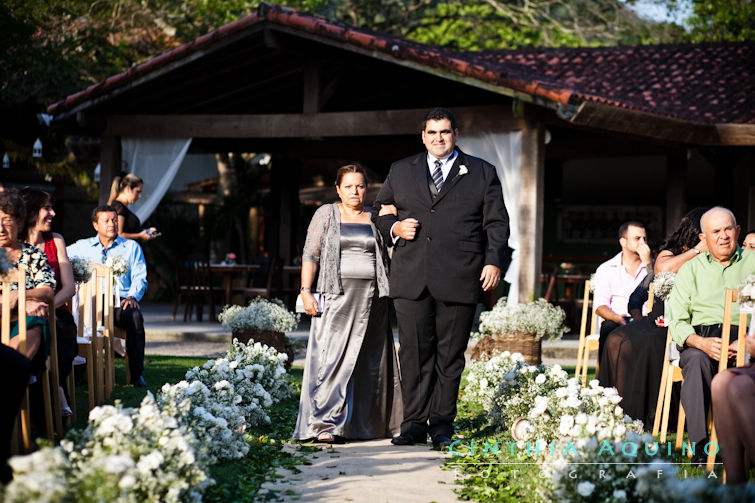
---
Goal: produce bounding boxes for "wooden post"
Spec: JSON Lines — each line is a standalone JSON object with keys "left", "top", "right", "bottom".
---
{"left": 519, "top": 123, "right": 545, "bottom": 302}
{"left": 666, "top": 149, "right": 687, "bottom": 234}
{"left": 99, "top": 135, "right": 121, "bottom": 205}
{"left": 270, "top": 154, "right": 300, "bottom": 264}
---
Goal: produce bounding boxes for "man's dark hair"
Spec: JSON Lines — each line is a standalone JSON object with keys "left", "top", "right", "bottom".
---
{"left": 618, "top": 221, "right": 645, "bottom": 239}
{"left": 422, "top": 107, "right": 456, "bottom": 131}
{"left": 91, "top": 204, "right": 117, "bottom": 223}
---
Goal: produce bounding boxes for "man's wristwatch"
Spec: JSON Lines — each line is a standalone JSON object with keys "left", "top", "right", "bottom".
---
{"left": 300, "top": 287, "right": 311, "bottom": 291}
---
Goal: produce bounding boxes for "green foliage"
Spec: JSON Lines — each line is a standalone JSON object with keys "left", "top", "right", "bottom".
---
{"left": 638, "top": 0, "right": 755, "bottom": 42}
{"left": 409, "top": 0, "right": 684, "bottom": 50}
{"left": 686, "top": 0, "right": 755, "bottom": 42}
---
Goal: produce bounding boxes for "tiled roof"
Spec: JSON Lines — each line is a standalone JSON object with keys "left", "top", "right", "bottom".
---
{"left": 467, "top": 44, "right": 754, "bottom": 124}
{"left": 47, "top": 3, "right": 754, "bottom": 125}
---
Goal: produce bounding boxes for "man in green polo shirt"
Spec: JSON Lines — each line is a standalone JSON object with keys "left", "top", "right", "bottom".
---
{"left": 668, "top": 206, "right": 755, "bottom": 465}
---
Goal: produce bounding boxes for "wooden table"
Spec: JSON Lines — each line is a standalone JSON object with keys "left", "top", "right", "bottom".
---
{"left": 209, "top": 263, "right": 261, "bottom": 305}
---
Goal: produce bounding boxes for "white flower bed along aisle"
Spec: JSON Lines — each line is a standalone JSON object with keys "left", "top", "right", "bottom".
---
{"left": 3, "top": 339, "right": 290, "bottom": 503}
{"left": 455, "top": 353, "right": 755, "bottom": 502}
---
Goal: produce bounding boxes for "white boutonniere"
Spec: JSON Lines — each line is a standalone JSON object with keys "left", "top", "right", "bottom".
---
{"left": 456, "top": 165, "right": 468, "bottom": 178}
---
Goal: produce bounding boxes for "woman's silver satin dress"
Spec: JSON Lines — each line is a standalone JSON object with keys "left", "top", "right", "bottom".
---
{"left": 294, "top": 223, "right": 402, "bottom": 440}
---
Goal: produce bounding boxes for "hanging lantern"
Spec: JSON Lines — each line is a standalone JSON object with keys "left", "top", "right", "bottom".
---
{"left": 32, "top": 138, "right": 43, "bottom": 158}
{"left": 2, "top": 153, "right": 9, "bottom": 169}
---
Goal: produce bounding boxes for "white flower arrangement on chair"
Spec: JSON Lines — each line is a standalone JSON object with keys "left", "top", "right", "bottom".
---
{"left": 218, "top": 297, "right": 299, "bottom": 333}
{"left": 70, "top": 256, "right": 94, "bottom": 284}
{"left": 652, "top": 271, "right": 676, "bottom": 301}
{"left": 738, "top": 273, "right": 755, "bottom": 312}
{"left": 105, "top": 254, "right": 129, "bottom": 276}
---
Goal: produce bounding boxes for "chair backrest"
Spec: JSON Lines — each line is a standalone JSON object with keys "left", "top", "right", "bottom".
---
{"left": 180, "top": 254, "right": 214, "bottom": 291}
{"left": 721, "top": 288, "right": 748, "bottom": 369}
{"left": 647, "top": 282, "right": 655, "bottom": 314}
{"left": 543, "top": 265, "right": 560, "bottom": 302}
{"left": 1, "top": 266, "right": 27, "bottom": 350}
{"left": 90, "top": 263, "right": 116, "bottom": 333}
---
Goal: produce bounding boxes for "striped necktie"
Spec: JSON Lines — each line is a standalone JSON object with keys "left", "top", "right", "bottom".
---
{"left": 432, "top": 159, "right": 444, "bottom": 191}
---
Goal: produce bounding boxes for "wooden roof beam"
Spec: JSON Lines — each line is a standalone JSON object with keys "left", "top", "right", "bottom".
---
{"left": 104, "top": 106, "right": 526, "bottom": 138}
{"left": 567, "top": 101, "right": 755, "bottom": 146}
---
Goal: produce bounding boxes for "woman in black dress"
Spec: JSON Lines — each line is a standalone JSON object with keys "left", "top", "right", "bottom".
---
{"left": 598, "top": 207, "right": 708, "bottom": 427}
{"left": 107, "top": 173, "right": 159, "bottom": 243}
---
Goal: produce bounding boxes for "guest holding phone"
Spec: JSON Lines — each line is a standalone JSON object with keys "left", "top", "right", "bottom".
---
{"left": 107, "top": 173, "right": 160, "bottom": 242}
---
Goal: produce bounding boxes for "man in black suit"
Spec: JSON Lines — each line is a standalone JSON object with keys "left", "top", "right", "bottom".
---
{"left": 372, "top": 107, "right": 510, "bottom": 448}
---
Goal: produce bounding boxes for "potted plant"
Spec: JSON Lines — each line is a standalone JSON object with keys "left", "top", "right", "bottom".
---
{"left": 218, "top": 297, "right": 299, "bottom": 368}
{"left": 471, "top": 297, "right": 568, "bottom": 364}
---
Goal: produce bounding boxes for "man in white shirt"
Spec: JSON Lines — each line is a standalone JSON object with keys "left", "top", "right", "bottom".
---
{"left": 592, "top": 221, "right": 652, "bottom": 361}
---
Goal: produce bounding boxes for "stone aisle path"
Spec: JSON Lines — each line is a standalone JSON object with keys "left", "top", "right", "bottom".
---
{"left": 257, "top": 439, "right": 461, "bottom": 502}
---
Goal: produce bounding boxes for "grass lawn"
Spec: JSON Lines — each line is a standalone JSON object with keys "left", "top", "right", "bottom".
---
{"left": 64, "top": 357, "right": 307, "bottom": 501}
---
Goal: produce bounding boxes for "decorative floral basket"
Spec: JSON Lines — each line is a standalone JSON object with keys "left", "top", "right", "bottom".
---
{"left": 472, "top": 297, "right": 568, "bottom": 365}
{"left": 471, "top": 331, "right": 542, "bottom": 364}
{"left": 232, "top": 328, "right": 294, "bottom": 369}
{"left": 218, "top": 297, "right": 299, "bottom": 369}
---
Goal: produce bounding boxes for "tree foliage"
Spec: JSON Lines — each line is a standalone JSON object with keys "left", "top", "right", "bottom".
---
{"left": 680, "top": 0, "right": 753, "bottom": 42}
{"left": 407, "top": 0, "right": 684, "bottom": 50}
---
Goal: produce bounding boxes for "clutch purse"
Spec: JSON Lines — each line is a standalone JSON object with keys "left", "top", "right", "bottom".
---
{"left": 295, "top": 292, "right": 324, "bottom": 314}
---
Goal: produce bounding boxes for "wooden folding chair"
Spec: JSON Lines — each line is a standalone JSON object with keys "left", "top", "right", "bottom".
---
{"left": 75, "top": 273, "right": 104, "bottom": 410}
{"left": 1, "top": 266, "right": 57, "bottom": 447}
{"left": 47, "top": 308, "right": 63, "bottom": 437}
{"left": 91, "top": 263, "right": 121, "bottom": 396}
{"left": 707, "top": 288, "right": 748, "bottom": 471}
{"left": 575, "top": 279, "right": 601, "bottom": 386}
{"left": 652, "top": 330, "right": 686, "bottom": 450}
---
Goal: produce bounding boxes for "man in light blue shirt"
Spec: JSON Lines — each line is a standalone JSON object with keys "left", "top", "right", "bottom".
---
{"left": 67, "top": 205, "right": 149, "bottom": 387}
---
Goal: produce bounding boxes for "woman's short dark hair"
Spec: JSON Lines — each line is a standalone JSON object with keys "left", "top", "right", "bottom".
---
{"left": 334, "top": 164, "right": 369, "bottom": 186}
{"left": 0, "top": 189, "right": 26, "bottom": 226}
{"left": 659, "top": 207, "right": 709, "bottom": 255}
{"left": 19, "top": 187, "right": 53, "bottom": 240}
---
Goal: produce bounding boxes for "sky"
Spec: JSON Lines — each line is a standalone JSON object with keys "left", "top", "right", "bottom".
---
{"left": 623, "top": 0, "right": 693, "bottom": 26}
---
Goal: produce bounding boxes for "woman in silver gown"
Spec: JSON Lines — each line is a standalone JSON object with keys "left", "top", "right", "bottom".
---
{"left": 294, "top": 164, "right": 402, "bottom": 443}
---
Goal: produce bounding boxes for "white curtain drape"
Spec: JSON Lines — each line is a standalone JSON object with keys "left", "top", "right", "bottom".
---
{"left": 457, "top": 131, "right": 522, "bottom": 303}
{"left": 121, "top": 138, "right": 192, "bottom": 223}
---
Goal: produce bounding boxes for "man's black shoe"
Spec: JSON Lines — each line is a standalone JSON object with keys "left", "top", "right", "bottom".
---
{"left": 391, "top": 434, "right": 418, "bottom": 446}
{"left": 432, "top": 435, "right": 453, "bottom": 449}
{"left": 132, "top": 375, "right": 148, "bottom": 388}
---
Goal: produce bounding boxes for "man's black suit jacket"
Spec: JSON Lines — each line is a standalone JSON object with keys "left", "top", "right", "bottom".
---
{"left": 372, "top": 149, "right": 510, "bottom": 304}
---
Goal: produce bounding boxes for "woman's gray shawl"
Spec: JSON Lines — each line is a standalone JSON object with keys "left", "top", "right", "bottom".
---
{"left": 302, "top": 203, "right": 390, "bottom": 297}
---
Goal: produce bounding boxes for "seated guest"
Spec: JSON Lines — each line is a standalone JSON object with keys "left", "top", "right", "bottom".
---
{"left": 21, "top": 188, "right": 77, "bottom": 416}
{"left": 592, "top": 221, "right": 652, "bottom": 361}
{"left": 0, "top": 190, "right": 55, "bottom": 363}
{"left": 0, "top": 344, "right": 31, "bottom": 483}
{"left": 668, "top": 207, "right": 755, "bottom": 466}
{"left": 711, "top": 334, "right": 755, "bottom": 484}
{"left": 67, "top": 205, "right": 149, "bottom": 387}
{"left": 742, "top": 230, "right": 755, "bottom": 251}
{"left": 599, "top": 208, "right": 708, "bottom": 426}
